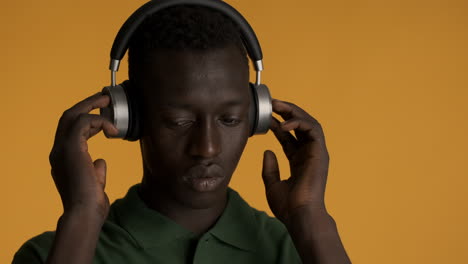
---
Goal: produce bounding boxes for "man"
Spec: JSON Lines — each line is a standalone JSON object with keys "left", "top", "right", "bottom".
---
{"left": 13, "top": 5, "right": 351, "bottom": 264}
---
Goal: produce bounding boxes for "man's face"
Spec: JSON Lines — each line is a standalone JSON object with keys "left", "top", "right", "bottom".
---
{"left": 137, "top": 45, "right": 251, "bottom": 208}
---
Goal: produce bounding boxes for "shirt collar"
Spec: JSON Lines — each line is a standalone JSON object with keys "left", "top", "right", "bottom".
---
{"left": 112, "top": 183, "right": 260, "bottom": 251}
{"left": 111, "top": 184, "right": 193, "bottom": 249}
{"left": 209, "top": 188, "right": 259, "bottom": 252}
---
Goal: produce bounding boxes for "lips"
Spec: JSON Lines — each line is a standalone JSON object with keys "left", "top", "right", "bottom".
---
{"left": 182, "top": 164, "right": 225, "bottom": 192}
{"left": 184, "top": 164, "right": 223, "bottom": 179}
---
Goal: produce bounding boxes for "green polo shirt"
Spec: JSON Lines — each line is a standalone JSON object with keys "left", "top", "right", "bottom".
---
{"left": 13, "top": 184, "right": 302, "bottom": 263}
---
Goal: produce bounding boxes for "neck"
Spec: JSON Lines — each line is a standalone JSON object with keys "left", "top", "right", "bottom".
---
{"left": 138, "top": 171, "right": 228, "bottom": 235}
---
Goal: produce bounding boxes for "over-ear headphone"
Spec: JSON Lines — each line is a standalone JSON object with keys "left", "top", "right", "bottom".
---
{"left": 100, "top": 0, "right": 272, "bottom": 141}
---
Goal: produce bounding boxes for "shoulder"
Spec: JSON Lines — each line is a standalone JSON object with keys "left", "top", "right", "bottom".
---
{"left": 228, "top": 188, "right": 289, "bottom": 241}
{"left": 12, "top": 231, "right": 55, "bottom": 264}
{"left": 229, "top": 189, "right": 302, "bottom": 263}
{"left": 252, "top": 207, "right": 288, "bottom": 237}
{"left": 251, "top": 208, "right": 302, "bottom": 263}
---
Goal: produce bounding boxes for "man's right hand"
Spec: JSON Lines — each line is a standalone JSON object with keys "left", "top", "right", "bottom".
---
{"left": 48, "top": 92, "right": 118, "bottom": 223}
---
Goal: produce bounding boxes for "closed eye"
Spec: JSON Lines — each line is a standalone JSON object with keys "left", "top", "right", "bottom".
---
{"left": 221, "top": 118, "right": 241, "bottom": 126}
{"left": 173, "top": 120, "right": 194, "bottom": 127}
{"left": 164, "top": 117, "right": 242, "bottom": 128}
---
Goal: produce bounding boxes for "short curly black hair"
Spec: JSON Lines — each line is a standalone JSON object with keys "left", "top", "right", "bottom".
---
{"left": 128, "top": 5, "right": 249, "bottom": 82}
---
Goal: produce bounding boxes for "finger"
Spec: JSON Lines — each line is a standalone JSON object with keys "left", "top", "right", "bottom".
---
{"left": 271, "top": 99, "right": 325, "bottom": 142}
{"left": 68, "top": 92, "right": 111, "bottom": 116}
{"left": 272, "top": 98, "right": 321, "bottom": 127}
{"left": 270, "top": 116, "right": 299, "bottom": 160}
{"left": 280, "top": 117, "right": 325, "bottom": 143}
{"left": 56, "top": 92, "right": 112, "bottom": 139}
{"left": 70, "top": 114, "right": 118, "bottom": 141}
{"left": 262, "top": 150, "right": 281, "bottom": 190}
{"left": 93, "top": 158, "right": 107, "bottom": 189}
{"left": 271, "top": 99, "right": 307, "bottom": 122}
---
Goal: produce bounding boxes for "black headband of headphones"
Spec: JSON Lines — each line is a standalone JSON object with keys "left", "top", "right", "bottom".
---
{"left": 110, "top": 0, "right": 263, "bottom": 69}
{"left": 101, "top": 0, "right": 272, "bottom": 140}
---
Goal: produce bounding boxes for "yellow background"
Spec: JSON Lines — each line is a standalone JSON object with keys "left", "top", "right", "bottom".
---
{"left": 2, "top": 0, "right": 467, "bottom": 263}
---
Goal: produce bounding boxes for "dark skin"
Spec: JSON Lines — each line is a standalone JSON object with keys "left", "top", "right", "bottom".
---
{"left": 136, "top": 46, "right": 251, "bottom": 235}
{"left": 45, "top": 45, "right": 351, "bottom": 263}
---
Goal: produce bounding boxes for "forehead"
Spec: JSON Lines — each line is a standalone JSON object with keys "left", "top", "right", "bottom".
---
{"left": 138, "top": 46, "right": 250, "bottom": 110}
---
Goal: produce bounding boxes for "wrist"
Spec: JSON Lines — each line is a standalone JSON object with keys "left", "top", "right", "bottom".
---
{"left": 62, "top": 205, "right": 108, "bottom": 227}
{"left": 286, "top": 205, "right": 336, "bottom": 236}
{"left": 284, "top": 205, "right": 351, "bottom": 264}
{"left": 65, "top": 199, "right": 109, "bottom": 220}
{"left": 290, "top": 204, "right": 329, "bottom": 218}
{"left": 48, "top": 206, "right": 105, "bottom": 264}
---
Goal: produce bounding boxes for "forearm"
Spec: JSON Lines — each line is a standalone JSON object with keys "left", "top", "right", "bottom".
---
{"left": 286, "top": 208, "right": 351, "bottom": 264}
{"left": 46, "top": 209, "right": 104, "bottom": 264}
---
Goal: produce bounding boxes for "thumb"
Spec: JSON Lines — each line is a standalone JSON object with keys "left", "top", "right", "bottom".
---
{"left": 262, "top": 150, "right": 280, "bottom": 190}
{"left": 93, "top": 158, "right": 107, "bottom": 189}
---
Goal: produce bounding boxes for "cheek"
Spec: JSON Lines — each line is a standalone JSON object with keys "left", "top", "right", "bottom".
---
{"left": 221, "top": 126, "right": 249, "bottom": 170}
{"left": 140, "top": 128, "right": 184, "bottom": 175}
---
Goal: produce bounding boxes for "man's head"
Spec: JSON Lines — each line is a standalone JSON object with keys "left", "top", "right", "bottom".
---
{"left": 128, "top": 5, "right": 251, "bottom": 208}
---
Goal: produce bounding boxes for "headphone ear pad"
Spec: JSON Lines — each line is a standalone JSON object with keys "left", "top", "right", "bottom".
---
{"left": 248, "top": 82, "right": 259, "bottom": 137}
{"left": 121, "top": 80, "right": 141, "bottom": 141}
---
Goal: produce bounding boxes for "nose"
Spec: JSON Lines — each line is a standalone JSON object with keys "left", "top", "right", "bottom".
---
{"left": 188, "top": 118, "right": 222, "bottom": 160}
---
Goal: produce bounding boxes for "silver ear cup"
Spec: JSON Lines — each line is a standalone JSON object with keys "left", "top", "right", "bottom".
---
{"left": 253, "top": 83, "right": 272, "bottom": 135}
{"left": 100, "top": 85, "right": 129, "bottom": 138}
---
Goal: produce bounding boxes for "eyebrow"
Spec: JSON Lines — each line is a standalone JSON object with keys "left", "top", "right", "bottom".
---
{"left": 161, "top": 99, "right": 247, "bottom": 110}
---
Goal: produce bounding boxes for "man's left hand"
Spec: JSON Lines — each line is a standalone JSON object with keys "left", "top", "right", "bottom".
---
{"left": 262, "top": 98, "right": 330, "bottom": 226}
